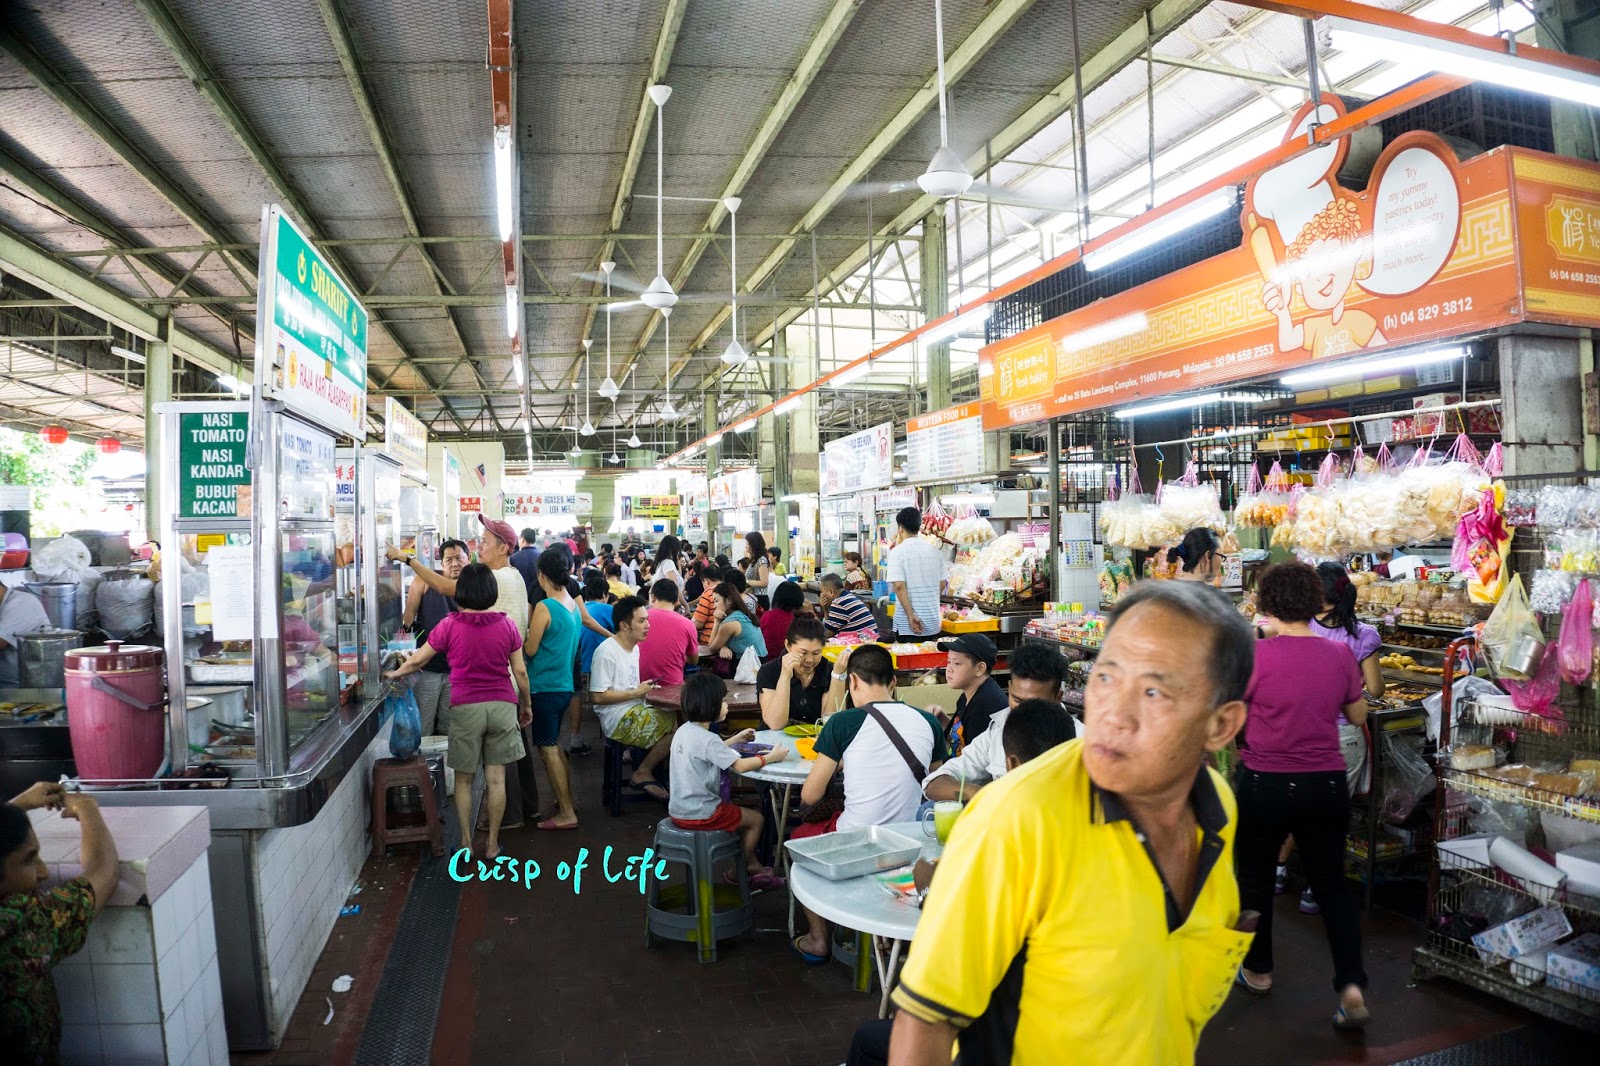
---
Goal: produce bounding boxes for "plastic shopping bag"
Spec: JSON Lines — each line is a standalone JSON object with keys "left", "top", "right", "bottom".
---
{"left": 386, "top": 685, "right": 423, "bottom": 759}
{"left": 1504, "top": 643, "right": 1563, "bottom": 719}
{"left": 1557, "top": 578, "right": 1594, "bottom": 685}
{"left": 734, "top": 646, "right": 761, "bottom": 685}
{"left": 1480, "top": 575, "right": 1544, "bottom": 680}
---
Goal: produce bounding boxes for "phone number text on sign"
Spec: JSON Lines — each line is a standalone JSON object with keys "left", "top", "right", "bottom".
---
{"left": 1381, "top": 296, "right": 1475, "bottom": 333}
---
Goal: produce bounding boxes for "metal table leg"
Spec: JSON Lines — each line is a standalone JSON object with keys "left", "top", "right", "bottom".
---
{"left": 773, "top": 783, "right": 794, "bottom": 874}
{"left": 853, "top": 929, "right": 872, "bottom": 993}
{"left": 874, "top": 936, "right": 906, "bottom": 1018}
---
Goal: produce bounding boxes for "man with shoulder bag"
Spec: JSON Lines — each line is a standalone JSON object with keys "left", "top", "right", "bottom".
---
{"left": 789, "top": 644, "right": 947, "bottom": 964}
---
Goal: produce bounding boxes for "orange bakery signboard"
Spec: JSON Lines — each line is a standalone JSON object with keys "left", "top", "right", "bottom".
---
{"left": 979, "top": 98, "right": 1600, "bottom": 430}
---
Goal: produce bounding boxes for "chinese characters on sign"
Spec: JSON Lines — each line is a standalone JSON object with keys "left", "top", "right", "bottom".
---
{"left": 459, "top": 497, "right": 483, "bottom": 513}
{"left": 503, "top": 493, "right": 593, "bottom": 516}
{"left": 709, "top": 469, "right": 761, "bottom": 511}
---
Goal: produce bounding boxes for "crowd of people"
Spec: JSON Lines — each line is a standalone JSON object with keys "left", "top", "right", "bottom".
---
{"left": 2, "top": 506, "right": 1389, "bottom": 1063}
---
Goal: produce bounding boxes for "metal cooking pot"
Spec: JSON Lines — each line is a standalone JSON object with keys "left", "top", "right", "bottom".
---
{"left": 18, "top": 627, "right": 84, "bottom": 689}
{"left": 22, "top": 582, "right": 77, "bottom": 630}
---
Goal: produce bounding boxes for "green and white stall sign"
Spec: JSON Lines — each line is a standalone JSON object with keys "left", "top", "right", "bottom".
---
{"left": 255, "top": 205, "right": 369, "bottom": 439}
{"left": 179, "top": 411, "right": 250, "bottom": 518}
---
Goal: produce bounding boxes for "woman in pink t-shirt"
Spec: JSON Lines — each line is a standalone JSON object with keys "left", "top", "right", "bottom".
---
{"left": 1235, "top": 562, "right": 1371, "bottom": 1029}
{"left": 386, "top": 563, "right": 530, "bottom": 862}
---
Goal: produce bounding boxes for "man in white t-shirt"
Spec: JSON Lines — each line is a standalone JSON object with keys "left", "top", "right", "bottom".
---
{"left": 886, "top": 507, "right": 944, "bottom": 637}
{"left": 589, "top": 595, "right": 673, "bottom": 802}
{"left": 790, "top": 644, "right": 947, "bottom": 962}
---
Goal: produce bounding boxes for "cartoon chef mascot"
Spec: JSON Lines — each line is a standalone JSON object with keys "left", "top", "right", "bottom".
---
{"left": 1245, "top": 98, "right": 1461, "bottom": 360}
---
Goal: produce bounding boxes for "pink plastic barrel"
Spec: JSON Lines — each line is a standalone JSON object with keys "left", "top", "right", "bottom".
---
{"left": 64, "top": 641, "right": 168, "bottom": 782}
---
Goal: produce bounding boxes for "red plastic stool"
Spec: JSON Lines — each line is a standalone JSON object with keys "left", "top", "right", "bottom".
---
{"left": 370, "top": 756, "right": 444, "bottom": 857}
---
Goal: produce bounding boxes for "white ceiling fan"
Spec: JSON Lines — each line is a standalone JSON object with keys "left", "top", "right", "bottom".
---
{"left": 658, "top": 306, "right": 678, "bottom": 422}
{"left": 844, "top": 0, "right": 1082, "bottom": 215}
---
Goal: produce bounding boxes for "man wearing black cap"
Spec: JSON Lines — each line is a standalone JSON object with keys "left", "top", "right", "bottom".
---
{"left": 936, "top": 633, "right": 1006, "bottom": 752}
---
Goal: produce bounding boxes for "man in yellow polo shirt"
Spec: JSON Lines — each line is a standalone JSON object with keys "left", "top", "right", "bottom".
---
{"left": 889, "top": 581, "right": 1256, "bottom": 1065}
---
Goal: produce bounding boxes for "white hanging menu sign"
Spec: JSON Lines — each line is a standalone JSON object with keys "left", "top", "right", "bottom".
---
{"left": 904, "top": 402, "right": 986, "bottom": 483}
{"left": 205, "top": 544, "right": 255, "bottom": 642}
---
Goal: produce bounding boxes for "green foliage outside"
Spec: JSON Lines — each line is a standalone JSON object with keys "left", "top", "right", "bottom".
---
{"left": 0, "top": 426, "right": 105, "bottom": 538}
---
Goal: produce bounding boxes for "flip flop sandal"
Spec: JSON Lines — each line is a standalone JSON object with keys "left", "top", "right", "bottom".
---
{"left": 1333, "top": 1004, "right": 1370, "bottom": 1029}
{"left": 625, "top": 779, "right": 669, "bottom": 801}
{"left": 1235, "top": 968, "right": 1272, "bottom": 997}
{"left": 750, "top": 870, "right": 786, "bottom": 892}
{"left": 536, "top": 818, "right": 579, "bottom": 831}
{"left": 791, "top": 935, "right": 828, "bottom": 966}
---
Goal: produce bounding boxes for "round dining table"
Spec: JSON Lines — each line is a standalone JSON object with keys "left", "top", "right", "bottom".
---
{"left": 737, "top": 728, "right": 816, "bottom": 873}
{"left": 786, "top": 820, "right": 931, "bottom": 1016}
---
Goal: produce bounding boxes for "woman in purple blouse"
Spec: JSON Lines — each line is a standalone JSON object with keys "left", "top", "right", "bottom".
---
{"left": 1235, "top": 563, "right": 1372, "bottom": 1029}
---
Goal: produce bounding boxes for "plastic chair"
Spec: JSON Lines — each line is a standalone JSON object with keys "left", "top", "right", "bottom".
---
{"left": 645, "top": 818, "right": 753, "bottom": 962}
{"left": 370, "top": 756, "right": 444, "bottom": 857}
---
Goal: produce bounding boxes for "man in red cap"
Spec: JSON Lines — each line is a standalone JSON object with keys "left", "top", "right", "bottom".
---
{"left": 389, "top": 513, "right": 538, "bottom": 828}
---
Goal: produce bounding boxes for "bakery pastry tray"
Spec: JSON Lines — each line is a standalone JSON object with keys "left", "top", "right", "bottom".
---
{"left": 785, "top": 825, "right": 922, "bottom": 881}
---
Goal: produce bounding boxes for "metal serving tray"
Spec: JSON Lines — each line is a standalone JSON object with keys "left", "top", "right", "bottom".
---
{"left": 785, "top": 825, "right": 922, "bottom": 881}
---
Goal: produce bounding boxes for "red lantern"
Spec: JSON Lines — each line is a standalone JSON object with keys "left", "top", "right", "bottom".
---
{"left": 40, "top": 425, "right": 68, "bottom": 445}
{"left": 96, "top": 437, "right": 121, "bottom": 455}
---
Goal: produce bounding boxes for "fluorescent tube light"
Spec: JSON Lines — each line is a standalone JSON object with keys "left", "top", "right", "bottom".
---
{"left": 1058, "top": 312, "right": 1149, "bottom": 354}
{"left": 112, "top": 344, "right": 145, "bottom": 365}
{"left": 705, "top": 432, "right": 724, "bottom": 446}
{"left": 731, "top": 418, "right": 756, "bottom": 433}
{"left": 512, "top": 358, "right": 525, "bottom": 386}
{"left": 923, "top": 304, "right": 992, "bottom": 345}
{"left": 1114, "top": 392, "right": 1265, "bottom": 419}
{"left": 1084, "top": 189, "right": 1237, "bottom": 272}
{"left": 494, "top": 126, "right": 515, "bottom": 242}
{"left": 1327, "top": 17, "right": 1600, "bottom": 108}
{"left": 773, "top": 396, "right": 805, "bottom": 415}
{"left": 215, "top": 373, "right": 247, "bottom": 395}
{"left": 1280, "top": 346, "right": 1468, "bottom": 387}
{"left": 828, "top": 362, "right": 871, "bottom": 388}
{"left": 1027, "top": 466, "right": 1051, "bottom": 474}
{"left": 505, "top": 285, "right": 519, "bottom": 337}
{"left": 779, "top": 493, "right": 812, "bottom": 502}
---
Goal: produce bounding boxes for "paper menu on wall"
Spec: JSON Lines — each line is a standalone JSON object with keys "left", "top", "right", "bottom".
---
{"left": 206, "top": 545, "right": 255, "bottom": 642}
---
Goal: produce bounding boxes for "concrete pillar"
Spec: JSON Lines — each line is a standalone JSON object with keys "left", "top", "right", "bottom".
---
{"left": 788, "top": 322, "right": 821, "bottom": 499}
{"left": 142, "top": 314, "right": 172, "bottom": 541}
{"left": 702, "top": 402, "right": 720, "bottom": 477}
{"left": 1536, "top": 0, "right": 1599, "bottom": 162}
{"left": 922, "top": 211, "right": 951, "bottom": 413}
{"left": 1499, "top": 334, "right": 1587, "bottom": 476}
{"left": 770, "top": 331, "right": 792, "bottom": 556}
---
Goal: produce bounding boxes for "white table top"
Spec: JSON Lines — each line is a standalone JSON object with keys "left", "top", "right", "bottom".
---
{"left": 786, "top": 820, "right": 927, "bottom": 942}
{"left": 736, "top": 728, "right": 818, "bottom": 785}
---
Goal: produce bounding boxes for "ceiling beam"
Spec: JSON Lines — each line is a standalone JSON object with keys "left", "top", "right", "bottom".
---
{"left": 0, "top": 224, "right": 238, "bottom": 378}
{"left": 0, "top": 143, "right": 252, "bottom": 343}
{"left": 314, "top": 0, "right": 499, "bottom": 433}
{"left": 569, "top": 0, "right": 689, "bottom": 374}
{"left": 681, "top": 0, "right": 1210, "bottom": 397}
{"left": 127, "top": 0, "right": 457, "bottom": 430}
{"left": 671, "top": 0, "right": 1042, "bottom": 378}
{"left": 602, "top": 0, "right": 864, "bottom": 390}
{"left": 0, "top": 25, "right": 256, "bottom": 281}
{"left": 51, "top": 232, "right": 877, "bottom": 259}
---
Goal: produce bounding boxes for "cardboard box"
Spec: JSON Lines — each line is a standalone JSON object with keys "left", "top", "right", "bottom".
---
{"left": 1390, "top": 416, "right": 1416, "bottom": 441}
{"left": 1364, "top": 373, "right": 1418, "bottom": 395}
{"left": 1294, "top": 388, "right": 1330, "bottom": 405}
{"left": 1329, "top": 381, "right": 1364, "bottom": 400}
{"left": 1546, "top": 933, "right": 1600, "bottom": 1002}
{"left": 1472, "top": 904, "right": 1573, "bottom": 962}
{"left": 1556, "top": 841, "right": 1600, "bottom": 898}
{"left": 1413, "top": 393, "right": 1453, "bottom": 436}
{"left": 1360, "top": 419, "right": 1395, "bottom": 445}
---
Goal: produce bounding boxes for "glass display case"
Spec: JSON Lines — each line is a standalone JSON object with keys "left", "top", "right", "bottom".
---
{"left": 334, "top": 447, "right": 362, "bottom": 696}
{"left": 156, "top": 402, "right": 257, "bottom": 774}
{"left": 362, "top": 451, "right": 404, "bottom": 686}
{"left": 820, "top": 496, "right": 861, "bottom": 577}
{"left": 398, "top": 478, "right": 437, "bottom": 571}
